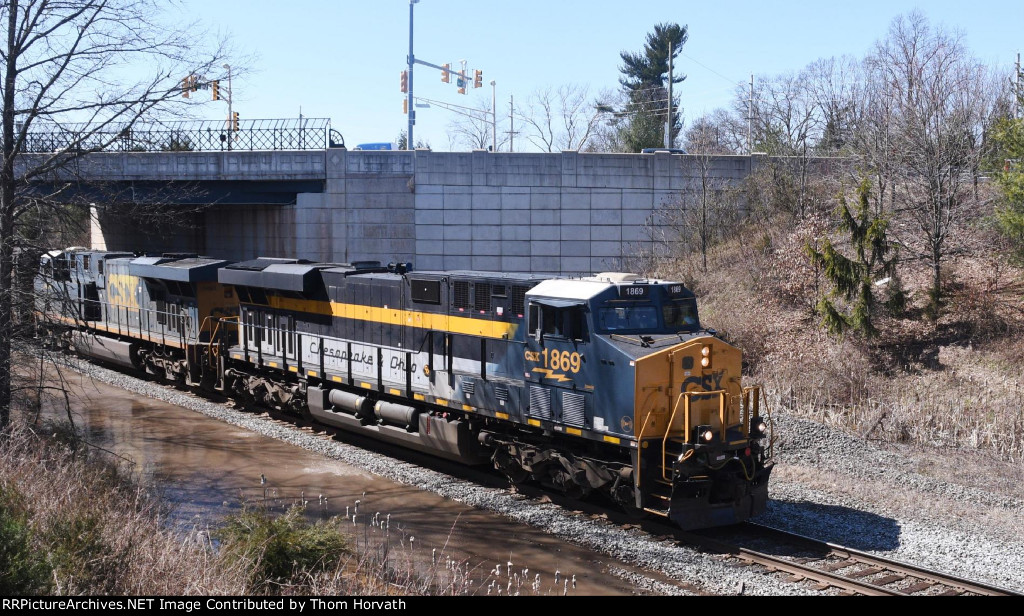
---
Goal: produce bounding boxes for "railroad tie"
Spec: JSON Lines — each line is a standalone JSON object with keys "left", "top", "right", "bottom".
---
{"left": 871, "top": 574, "right": 906, "bottom": 586}
{"left": 848, "top": 566, "right": 883, "bottom": 579}
{"left": 822, "top": 560, "right": 855, "bottom": 572}
{"left": 901, "top": 580, "right": 936, "bottom": 594}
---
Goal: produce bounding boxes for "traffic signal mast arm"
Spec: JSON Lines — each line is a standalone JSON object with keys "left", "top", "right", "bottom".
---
{"left": 413, "top": 58, "right": 480, "bottom": 92}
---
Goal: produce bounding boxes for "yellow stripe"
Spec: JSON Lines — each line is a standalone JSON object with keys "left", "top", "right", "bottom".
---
{"left": 332, "top": 375, "right": 343, "bottom": 383}
{"left": 52, "top": 316, "right": 187, "bottom": 349}
{"left": 496, "top": 412, "right": 509, "bottom": 420}
{"left": 288, "top": 366, "right": 298, "bottom": 373}
{"left": 389, "top": 388, "right": 401, "bottom": 396}
{"left": 307, "top": 370, "right": 318, "bottom": 377}
{"left": 267, "top": 361, "right": 278, "bottom": 368}
{"left": 265, "top": 297, "right": 519, "bottom": 340}
{"left": 603, "top": 435, "right": 621, "bottom": 445}
{"left": 413, "top": 393, "right": 425, "bottom": 401}
{"left": 566, "top": 427, "right": 582, "bottom": 436}
{"left": 232, "top": 354, "right": 242, "bottom": 360}
{"left": 528, "top": 419, "right": 541, "bottom": 427}
{"left": 360, "top": 382, "right": 372, "bottom": 389}
{"left": 435, "top": 399, "right": 449, "bottom": 407}
{"left": 462, "top": 404, "right": 473, "bottom": 411}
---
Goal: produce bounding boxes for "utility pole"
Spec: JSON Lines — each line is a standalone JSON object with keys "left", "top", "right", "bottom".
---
{"left": 406, "top": 0, "right": 417, "bottom": 150}
{"left": 748, "top": 74, "right": 754, "bottom": 155}
{"left": 509, "top": 95, "right": 515, "bottom": 153}
{"left": 665, "top": 42, "right": 672, "bottom": 149}
{"left": 1017, "top": 52, "right": 1021, "bottom": 119}
{"left": 491, "top": 80, "right": 497, "bottom": 152}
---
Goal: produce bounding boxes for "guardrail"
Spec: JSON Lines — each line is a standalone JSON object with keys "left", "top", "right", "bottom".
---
{"left": 23, "top": 118, "right": 346, "bottom": 153}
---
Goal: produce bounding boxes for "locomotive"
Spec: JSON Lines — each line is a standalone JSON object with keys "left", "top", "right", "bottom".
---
{"left": 34, "top": 248, "right": 773, "bottom": 530}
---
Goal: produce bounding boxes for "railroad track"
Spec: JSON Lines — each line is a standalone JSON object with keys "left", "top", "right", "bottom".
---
{"left": 674, "top": 522, "right": 1021, "bottom": 596}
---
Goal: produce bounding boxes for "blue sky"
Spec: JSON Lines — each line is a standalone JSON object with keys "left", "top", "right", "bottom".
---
{"left": 176, "top": 1, "right": 1023, "bottom": 150}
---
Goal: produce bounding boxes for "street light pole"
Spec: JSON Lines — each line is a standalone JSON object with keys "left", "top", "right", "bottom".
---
{"left": 491, "top": 80, "right": 496, "bottom": 152}
{"left": 406, "top": 0, "right": 417, "bottom": 150}
{"left": 223, "top": 63, "right": 233, "bottom": 150}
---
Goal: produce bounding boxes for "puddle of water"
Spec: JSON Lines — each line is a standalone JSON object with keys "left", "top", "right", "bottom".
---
{"left": 36, "top": 370, "right": 678, "bottom": 596}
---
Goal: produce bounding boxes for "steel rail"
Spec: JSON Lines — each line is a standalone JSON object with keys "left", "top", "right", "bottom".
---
{"left": 745, "top": 523, "right": 1020, "bottom": 596}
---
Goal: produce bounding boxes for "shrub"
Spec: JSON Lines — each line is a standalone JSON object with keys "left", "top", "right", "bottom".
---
{"left": 0, "top": 484, "right": 53, "bottom": 595}
{"left": 215, "top": 505, "right": 352, "bottom": 594}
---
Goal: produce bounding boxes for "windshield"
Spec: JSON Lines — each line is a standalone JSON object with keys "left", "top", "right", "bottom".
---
{"left": 596, "top": 297, "right": 700, "bottom": 333}
{"left": 663, "top": 298, "right": 699, "bottom": 330}
{"left": 597, "top": 304, "right": 659, "bottom": 332}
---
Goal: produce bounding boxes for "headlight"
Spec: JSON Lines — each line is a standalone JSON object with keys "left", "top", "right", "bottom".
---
{"left": 750, "top": 417, "right": 768, "bottom": 438}
{"left": 694, "top": 424, "right": 715, "bottom": 444}
{"left": 700, "top": 356, "right": 710, "bottom": 368}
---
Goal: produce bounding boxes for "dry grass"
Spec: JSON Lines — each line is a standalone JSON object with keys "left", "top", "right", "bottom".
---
{"left": 0, "top": 422, "right": 250, "bottom": 594}
{"left": 655, "top": 204, "right": 1024, "bottom": 462}
{"left": 0, "top": 420, "right": 568, "bottom": 596}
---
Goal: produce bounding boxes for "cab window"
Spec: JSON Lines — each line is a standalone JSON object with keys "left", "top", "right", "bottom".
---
{"left": 662, "top": 298, "right": 699, "bottom": 330}
{"left": 529, "top": 303, "right": 585, "bottom": 341}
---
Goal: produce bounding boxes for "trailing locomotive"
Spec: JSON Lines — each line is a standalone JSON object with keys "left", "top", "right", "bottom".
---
{"left": 35, "top": 248, "right": 773, "bottom": 530}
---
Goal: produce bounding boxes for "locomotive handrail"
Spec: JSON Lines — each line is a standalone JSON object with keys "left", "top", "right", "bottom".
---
{"left": 741, "top": 386, "right": 762, "bottom": 439}
{"left": 662, "top": 389, "right": 728, "bottom": 482}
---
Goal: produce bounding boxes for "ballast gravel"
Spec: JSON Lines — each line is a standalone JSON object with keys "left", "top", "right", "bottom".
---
{"left": 67, "top": 358, "right": 1024, "bottom": 596}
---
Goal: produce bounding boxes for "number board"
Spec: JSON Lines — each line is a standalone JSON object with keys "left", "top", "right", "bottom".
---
{"left": 618, "top": 284, "right": 651, "bottom": 299}
{"left": 665, "top": 284, "right": 687, "bottom": 297}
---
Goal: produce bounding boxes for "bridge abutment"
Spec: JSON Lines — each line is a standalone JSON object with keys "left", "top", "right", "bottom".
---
{"left": 79, "top": 149, "right": 774, "bottom": 273}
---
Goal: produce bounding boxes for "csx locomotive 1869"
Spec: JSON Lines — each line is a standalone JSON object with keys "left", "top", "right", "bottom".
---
{"left": 35, "top": 248, "right": 773, "bottom": 530}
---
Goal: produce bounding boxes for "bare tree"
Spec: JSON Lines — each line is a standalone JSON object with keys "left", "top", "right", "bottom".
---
{"left": 860, "top": 12, "right": 992, "bottom": 316}
{"left": 804, "top": 55, "right": 864, "bottom": 155}
{"left": 520, "top": 84, "right": 604, "bottom": 152}
{"left": 445, "top": 97, "right": 506, "bottom": 152}
{"left": 679, "top": 116, "right": 738, "bottom": 272}
{"left": 1, "top": 0, "right": 228, "bottom": 430}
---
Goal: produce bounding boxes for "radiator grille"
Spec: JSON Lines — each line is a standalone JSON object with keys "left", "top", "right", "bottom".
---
{"left": 474, "top": 283, "right": 491, "bottom": 312}
{"left": 453, "top": 281, "right": 470, "bottom": 309}
{"left": 495, "top": 386, "right": 509, "bottom": 402}
{"left": 562, "top": 392, "right": 586, "bottom": 428}
{"left": 462, "top": 380, "right": 475, "bottom": 397}
{"left": 511, "top": 286, "right": 528, "bottom": 316}
{"left": 529, "top": 386, "right": 552, "bottom": 420}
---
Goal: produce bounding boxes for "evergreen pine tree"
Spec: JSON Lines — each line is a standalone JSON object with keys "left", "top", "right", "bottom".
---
{"left": 992, "top": 73, "right": 1024, "bottom": 262}
{"left": 607, "top": 23, "right": 687, "bottom": 152}
{"left": 806, "top": 178, "right": 904, "bottom": 339}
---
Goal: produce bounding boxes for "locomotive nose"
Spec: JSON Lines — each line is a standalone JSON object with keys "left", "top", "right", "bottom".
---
{"left": 632, "top": 336, "right": 743, "bottom": 442}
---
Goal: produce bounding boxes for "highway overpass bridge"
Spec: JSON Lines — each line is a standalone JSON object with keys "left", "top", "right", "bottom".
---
{"left": 20, "top": 119, "right": 780, "bottom": 274}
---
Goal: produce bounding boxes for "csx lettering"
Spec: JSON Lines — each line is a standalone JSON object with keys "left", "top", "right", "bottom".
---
{"left": 525, "top": 349, "right": 582, "bottom": 374}
{"left": 683, "top": 370, "right": 725, "bottom": 399}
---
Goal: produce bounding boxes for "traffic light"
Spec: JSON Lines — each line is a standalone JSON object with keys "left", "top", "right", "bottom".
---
{"left": 212, "top": 80, "right": 220, "bottom": 101}
{"left": 474, "top": 70, "right": 483, "bottom": 88}
{"left": 231, "top": 111, "right": 239, "bottom": 131}
{"left": 457, "top": 75, "right": 466, "bottom": 95}
{"left": 441, "top": 64, "right": 450, "bottom": 83}
{"left": 400, "top": 70, "right": 408, "bottom": 93}
{"left": 403, "top": 99, "right": 408, "bottom": 115}
{"left": 181, "top": 76, "right": 192, "bottom": 98}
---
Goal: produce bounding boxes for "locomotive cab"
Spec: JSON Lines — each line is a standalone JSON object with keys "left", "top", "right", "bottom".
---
{"left": 524, "top": 274, "right": 773, "bottom": 529}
